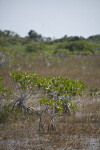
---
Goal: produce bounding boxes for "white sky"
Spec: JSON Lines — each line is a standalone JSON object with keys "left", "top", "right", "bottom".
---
{"left": 0, "top": 0, "right": 100, "bottom": 38}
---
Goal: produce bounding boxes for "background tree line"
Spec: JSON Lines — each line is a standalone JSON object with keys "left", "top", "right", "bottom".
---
{"left": 0, "top": 29, "right": 100, "bottom": 58}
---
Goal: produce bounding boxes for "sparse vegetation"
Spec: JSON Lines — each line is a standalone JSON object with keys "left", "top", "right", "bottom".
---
{"left": 0, "top": 29, "right": 100, "bottom": 149}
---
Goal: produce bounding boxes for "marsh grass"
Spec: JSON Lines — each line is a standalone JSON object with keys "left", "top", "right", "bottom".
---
{"left": 0, "top": 55, "right": 100, "bottom": 149}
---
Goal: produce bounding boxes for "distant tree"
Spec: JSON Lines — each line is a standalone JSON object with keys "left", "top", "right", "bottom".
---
{"left": 3, "top": 30, "right": 18, "bottom": 37}
{"left": 80, "top": 36, "right": 85, "bottom": 40}
{"left": 87, "top": 35, "right": 100, "bottom": 42}
{"left": 59, "top": 35, "right": 68, "bottom": 42}
{"left": 37, "top": 34, "right": 43, "bottom": 41}
{"left": 45, "top": 37, "right": 52, "bottom": 43}
{"left": 64, "top": 35, "right": 67, "bottom": 38}
{"left": 0, "top": 30, "right": 3, "bottom": 37}
{"left": 28, "top": 30, "right": 38, "bottom": 39}
{"left": 0, "top": 30, "right": 20, "bottom": 39}
{"left": 28, "top": 30, "right": 43, "bottom": 41}
{"left": 68, "top": 36, "right": 80, "bottom": 42}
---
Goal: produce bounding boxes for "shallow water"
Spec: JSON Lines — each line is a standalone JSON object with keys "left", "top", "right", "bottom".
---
{"left": 0, "top": 134, "right": 100, "bottom": 150}
{"left": 87, "top": 137, "right": 100, "bottom": 150}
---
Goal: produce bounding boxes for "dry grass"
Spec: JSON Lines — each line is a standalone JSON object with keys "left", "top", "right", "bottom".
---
{"left": 0, "top": 55, "right": 100, "bottom": 88}
{"left": 0, "top": 55, "right": 100, "bottom": 149}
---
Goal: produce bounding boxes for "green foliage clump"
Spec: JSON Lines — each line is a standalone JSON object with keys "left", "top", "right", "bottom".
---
{"left": 12, "top": 72, "right": 38, "bottom": 89}
{"left": 12, "top": 72, "right": 87, "bottom": 114}
{"left": 57, "top": 40, "right": 94, "bottom": 54}
{"left": 0, "top": 72, "right": 87, "bottom": 130}
{"left": 0, "top": 104, "right": 21, "bottom": 123}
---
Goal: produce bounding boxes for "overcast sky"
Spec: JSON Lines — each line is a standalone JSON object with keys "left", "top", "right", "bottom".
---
{"left": 0, "top": 0, "right": 100, "bottom": 38}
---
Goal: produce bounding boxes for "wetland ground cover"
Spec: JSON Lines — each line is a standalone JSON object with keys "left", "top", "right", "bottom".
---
{"left": 0, "top": 55, "right": 100, "bottom": 150}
